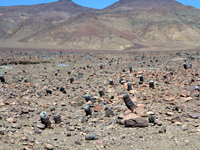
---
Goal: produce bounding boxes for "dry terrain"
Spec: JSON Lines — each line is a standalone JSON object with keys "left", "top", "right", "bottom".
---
{"left": 0, "top": 49, "right": 199, "bottom": 150}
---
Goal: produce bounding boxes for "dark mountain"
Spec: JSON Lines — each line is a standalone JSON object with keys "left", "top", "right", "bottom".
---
{"left": 105, "top": 0, "right": 183, "bottom": 10}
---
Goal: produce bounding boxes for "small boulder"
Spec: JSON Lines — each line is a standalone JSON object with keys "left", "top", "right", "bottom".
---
{"left": 159, "top": 126, "right": 166, "bottom": 133}
{"left": 124, "top": 117, "right": 148, "bottom": 127}
{"left": 85, "top": 134, "right": 98, "bottom": 140}
{"left": 11, "top": 123, "right": 21, "bottom": 129}
{"left": 94, "top": 105, "right": 104, "bottom": 112}
{"left": 120, "top": 113, "right": 139, "bottom": 125}
{"left": 189, "top": 113, "right": 199, "bottom": 119}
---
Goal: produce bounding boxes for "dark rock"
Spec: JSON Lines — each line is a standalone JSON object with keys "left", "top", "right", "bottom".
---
{"left": 84, "top": 105, "right": 92, "bottom": 116}
{"left": 46, "top": 89, "right": 52, "bottom": 95}
{"left": 149, "top": 80, "right": 154, "bottom": 89}
{"left": 105, "top": 107, "right": 114, "bottom": 117}
{"left": 0, "top": 130, "right": 4, "bottom": 135}
{"left": 84, "top": 94, "right": 90, "bottom": 102}
{"left": 148, "top": 115, "right": 155, "bottom": 123}
{"left": 85, "top": 134, "right": 98, "bottom": 140}
{"left": 54, "top": 113, "right": 62, "bottom": 124}
{"left": 99, "top": 89, "right": 105, "bottom": 97}
{"left": 69, "top": 77, "right": 74, "bottom": 84}
{"left": 123, "top": 94, "right": 136, "bottom": 112}
{"left": 127, "top": 82, "right": 132, "bottom": 91}
{"left": 124, "top": 117, "right": 148, "bottom": 127}
{"left": 40, "top": 111, "right": 51, "bottom": 127}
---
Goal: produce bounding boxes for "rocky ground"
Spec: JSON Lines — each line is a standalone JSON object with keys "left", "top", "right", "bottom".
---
{"left": 0, "top": 50, "right": 200, "bottom": 150}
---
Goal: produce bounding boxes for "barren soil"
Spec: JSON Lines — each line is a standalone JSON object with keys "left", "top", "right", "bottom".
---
{"left": 0, "top": 49, "right": 200, "bottom": 150}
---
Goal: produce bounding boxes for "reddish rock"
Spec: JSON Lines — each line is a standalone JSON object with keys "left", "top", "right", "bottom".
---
{"left": 134, "top": 106, "right": 146, "bottom": 116}
{"left": 124, "top": 109, "right": 132, "bottom": 114}
{"left": 154, "top": 119, "right": 162, "bottom": 126}
{"left": 173, "top": 122, "right": 182, "bottom": 126}
{"left": 94, "top": 105, "right": 104, "bottom": 112}
{"left": 180, "top": 91, "right": 189, "bottom": 97}
{"left": 181, "top": 97, "right": 193, "bottom": 102}
{"left": 120, "top": 113, "right": 139, "bottom": 125}
{"left": 131, "top": 82, "right": 136, "bottom": 86}
{"left": 6, "top": 118, "right": 16, "bottom": 123}
{"left": 45, "top": 144, "right": 54, "bottom": 150}
{"left": 166, "top": 112, "right": 174, "bottom": 116}
{"left": 164, "top": 91, "right": 170, "bottom": 96}
{"left": 129, "top": 90, "right": 138, "bottom": 94}
{"left": 131, "top": 97, "right": 137, "bottom": 102}
{"left": 117, "top": 95, "right": 123, "bottom": 98}
{"left": 137, "top": 104, "right": 145, "bottom": 108}
{"left": 141, "top": 84, "right": 148, "bottom": 87}
{"left": 23, "top": 83, "right": 33, "bottom": 87}
{"left": 118, "top": 114, "right": 125, "bottom": 119}
{"left": 67, "top": 126, "right": 75, "bottom": 131}
{"left": 123, "top": 83, "right": 128, "bottom": 90}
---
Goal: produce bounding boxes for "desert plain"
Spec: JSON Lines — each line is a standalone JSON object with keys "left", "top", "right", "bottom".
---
{"left": 0, "top": 48, "right": 199, "bottom": 150}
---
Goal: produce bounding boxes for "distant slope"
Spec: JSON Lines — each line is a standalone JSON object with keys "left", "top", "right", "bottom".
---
{"left": 105, "top": 0, "right": 183, "bottom": 10}
{"left": 0, "top": 0, "right": 96, "bottom": 15}
{"left": 1, "top": 0, "right": 200, "bottom": 50}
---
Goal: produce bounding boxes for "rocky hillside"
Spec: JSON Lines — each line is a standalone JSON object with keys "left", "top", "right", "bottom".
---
{"left": 0, "top": 0, "right": 200, "bottom": 50}
{"left": 105, "top": 0, "right": 183, "bottom": 10}
{"left": 0, "top": 0, "right": 96, "bottom": 14}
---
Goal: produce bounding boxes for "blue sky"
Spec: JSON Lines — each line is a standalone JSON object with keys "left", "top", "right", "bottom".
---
{"left": 0, "top": 0, "right": 200, "bottom": 9}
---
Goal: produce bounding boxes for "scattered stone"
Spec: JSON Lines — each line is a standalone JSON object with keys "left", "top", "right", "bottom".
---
{"left": 11, "top": 123, "right": 21, "bottom": 129}
{"left": 146, "top": 111, "right": 155, "bottom": 115}
{"left": 54, "top": 113, "right": 62, "bottom": 124}
{"left": 84, "top": 105, "right": 92, "bottom": 116}
{"left": 85, "top": 134, "right": 98, "bottom": 140}
{"left": 45, "top": 144, "right": 54, "bottom": 150}
{"left": 148, "top": 115, "right": 155, "bottom": 123}
{"left": 171, "top": 116, "right": 184, "bottom": 123}
{"left": 36, "top": 123, "right": 45, "bottom": 129}
{"left": 123, "top": 94, "right": 136, "bottom": 112}
{"left": 0, "top": 130, "right": 4, "bottom": 135}
{"left": 154, "top": 119, "right": 162, "bottom": 126}
{"left": 166, "top": 112, "right": 174, "bottom": 116}
{"left": 67, "top": 126, "right": 75, "bottom": 131}
{"left": 134, "top": 106, "right": 146, "bottom": 116}
{"left": 159, "top": 126, "right": 166, "bottom": 133}
{"left": 105, "top": 107, "right": 114, "bottom": 117}
{"left": 189, "top": 113, "right": 199, "bottom": 119}
{"left": 6, "top": 118, "right": 15, "bottom": 123}
{"left": 94, "top": 105, "right": 104, "bottom": 112}
{"left": 120, "top": 113, "right": 139, "bottom": 125}
{"left": 124, "top": 117, "right": 148, "bottom": 127}
{"left": 40, "top": 111, "right": 51, "bottom": 128}
{"left": 81, "top": 116, "right": 88, "bottom": 123}
{"left": 180, "top": 91, "right": 189, "bottom": 97}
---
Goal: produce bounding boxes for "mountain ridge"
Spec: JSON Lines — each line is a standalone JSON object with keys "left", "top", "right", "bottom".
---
{"left": 0, "top": 0, "right": 200, "bottom": 51}
{"left": 105, "top": 0, "right": 183, "bottom": 10}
